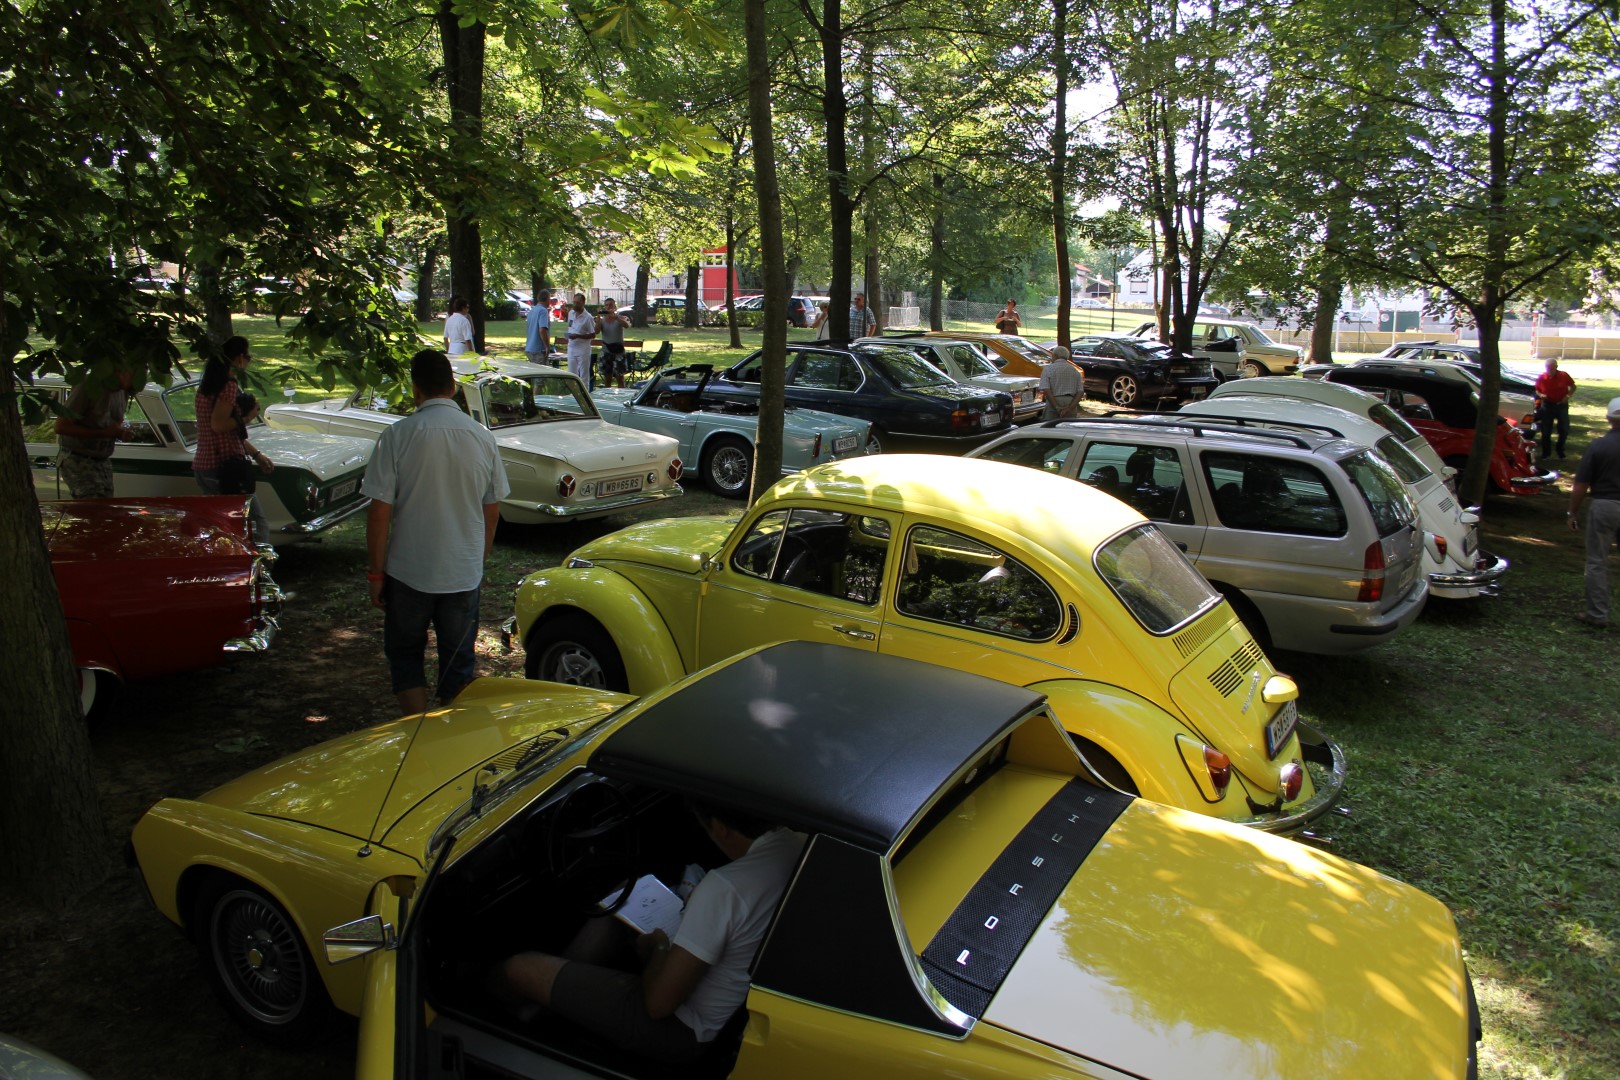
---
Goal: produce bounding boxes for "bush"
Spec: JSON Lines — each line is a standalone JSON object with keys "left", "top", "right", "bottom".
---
{"left": 488, "top": 299, "right": 524, "bottom": 321}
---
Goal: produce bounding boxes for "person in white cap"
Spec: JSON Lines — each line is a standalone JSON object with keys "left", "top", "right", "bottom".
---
{"left": 1567, "top": 395, "right": 1620, "bottom": 628}
{"left": 1039, "top": 345, "right": 1084, "bottom": 421}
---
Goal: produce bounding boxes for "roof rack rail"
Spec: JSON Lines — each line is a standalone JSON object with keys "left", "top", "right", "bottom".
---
{"left": 1160, "top": 412, "right": 1346, "bottom": 439}
{"left": 1047, "top": 414, "right": 1315, "bottom": 449}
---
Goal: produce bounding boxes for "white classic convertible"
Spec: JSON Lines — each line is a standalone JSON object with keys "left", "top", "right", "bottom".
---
{"left": 265, "top": 357, "right": 684, "bottom": 523}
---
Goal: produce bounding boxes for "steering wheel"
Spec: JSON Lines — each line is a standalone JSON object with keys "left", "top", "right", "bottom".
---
{"left": 545, "top": 781, "right": 641, "bottom": 915}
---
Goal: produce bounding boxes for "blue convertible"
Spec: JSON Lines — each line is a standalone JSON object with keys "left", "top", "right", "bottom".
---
{"left": 593, "top": 364, "right": 871, "bottom": 497}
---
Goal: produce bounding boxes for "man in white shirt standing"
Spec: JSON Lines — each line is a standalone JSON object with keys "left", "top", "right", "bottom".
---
{"left": 564, "top": 292, "right": 598, "bottom": 387}
{"left": 444, "top": 295, "right": 476, "bottom": 357}
{"left": 499, "top": 802, "right": 805, "bottom": 1064}
{"left": 363, "top": 349, "right": 509, "bottom": 716}
{"left": 1039, "top": 344, "right": 1085, "bottom": 420}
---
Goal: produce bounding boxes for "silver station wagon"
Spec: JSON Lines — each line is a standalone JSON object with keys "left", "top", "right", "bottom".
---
{"left": 970, "top": 416, "right": 1430, "bottom": 654}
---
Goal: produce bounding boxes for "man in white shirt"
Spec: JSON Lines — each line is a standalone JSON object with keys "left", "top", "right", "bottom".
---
{"left": 1039, "top": 345, "right": 1085, "bottom": 420}
{"left": 444, "top": 295, "right": 476, "bottom": 357}
{"left": 363, "top": 349, "right": 509, "bottom": 715}
{"left": 564, "top": 292, "right": 598, "bottom": 386}
{"left": 499, "top": 802, "right": 805, "bottom": 1064}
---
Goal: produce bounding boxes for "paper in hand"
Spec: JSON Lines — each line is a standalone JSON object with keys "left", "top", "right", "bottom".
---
{"left": 604, "top": 874, "right": 685, "bottom": 937}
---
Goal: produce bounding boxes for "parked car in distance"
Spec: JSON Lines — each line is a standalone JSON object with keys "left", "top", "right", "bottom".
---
{"left": 913, "top": 330, "right": 1055, "bottom": 379}
{"left": 502, "top": 290, "right": 533, "bottom": 314}
{"left": 1311, "top": 364, "right": 1556, "bottom": 494}
{"left": 649, "top": 295, "right": 723, "bottom": 325}
{"left": 265, "top": 357, "right": 684, "bottom": 522}
{"left": 1070, "top": 334, "right": 1219, "bottom": 408}
{"left": 591, "top": 363, "right": 869, "bottom": 497}
{"left": 970, "top": 416, "right": 1431, "bottom": 654}
{"left": 863, "top": 335, "right": 1043, "bottom": 423}
{"left": 129, "top": 641, "right": 1478, "bottom": 1078}
{"left": 47, "top": 496, "right": 283, "bottom": 718}
{"left": 1124, "top": 320, "right": 1248, "bottom": 380}
{"left": 510, "top": 454, "right": 1346, "bottom": 832}
{"left": 1131, "top": 317, "right": 1302, "bottom": 377}
{"left": 1179, "top": 395, "right": 1509, "bottom": 599}
{"left": 1303, "top": 357, "right": 1538, "bottom": 426}
{"left": 25, "top": 374, "right": 373, "bottom": 542}
{"left": 1075, "top": 296, "right": 1109, "bottom": 309}
{"left": 1368, "top": 341, "right": 1541, "bottom": 397}
{"left": 699, "top": 342, "right": 1012, "bottom": 453}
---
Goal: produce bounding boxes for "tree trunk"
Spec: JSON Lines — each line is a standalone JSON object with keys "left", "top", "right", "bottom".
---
{"left": 631, "top": 263, "right": 650, "bottom": 328}
{"left": 725, "top": 211, "right": 742, "bottom": 348}
{"left": 683, "top": 264, "right": 700, "bottom": 328}
{"left": 859, "top": 39, "right": 880, "bottom": 335}
{"left": 929, "top": 172, "right": 945, "bottom": 331}
{"left": 811, "top": 0, "right": 852, "bottom": 344}
{"left": 194, "top": 262, "right": 234, "bottom": 343}
{"left": 1050, "top": 0, "right": 1071, "bottom": 347}
{"left": 416, "top": 244, "right": 438, "bottom": 322}
{"left": 438, "top": 1, "right": 487, "bottom": 352}
{"left": 0, "top": 350, "right": 111, "bottom": 909}
{"left": 745, "top": 0, "right": 787, "bottom": 504}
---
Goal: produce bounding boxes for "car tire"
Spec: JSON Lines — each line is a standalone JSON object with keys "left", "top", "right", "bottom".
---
{"left": 195, "top": 876, "right": 332, "bottom": 1046}
{"left": 1239, "top": 359, "right": 1263, "bottom": 379}
{"left": 526, "top": 613, "right": 629, "bottom": 693}
{"left": 1069, "top": 735, "right": 1140, "bottom": 796}
{"left": 866, "top": 427, "right": 887, "bottom": 455}
{"left": 1109, "top": 374, "right": 1140, "bottom": 408}
{"left": 701, "top": 435, "right": 753, "bottom": 499}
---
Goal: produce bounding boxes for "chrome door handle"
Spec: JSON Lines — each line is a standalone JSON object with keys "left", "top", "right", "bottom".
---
{"left": 833, "top": 624, "right": 875, "bottom": 641}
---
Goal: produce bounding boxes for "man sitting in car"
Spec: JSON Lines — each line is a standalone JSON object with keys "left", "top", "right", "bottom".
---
{"left": 497, "top": 802, "right": 805, "bottom": 1064}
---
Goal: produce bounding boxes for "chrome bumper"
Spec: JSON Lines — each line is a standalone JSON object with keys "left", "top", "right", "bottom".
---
{"left": 282, "top": 495, "right": 372, "bottom": 534}
{"left": 539, "top": 485, "right": 683, "bottom": 517}
{"left": 1510, "top": 468, "right": 1560, "bottom": 489}
{"left": 226, "top": 556, "right": 285, "bottom": 653}
{"left": 1430, "top": 550, "right": 1510, "bottom": 590}
{"left": 1239, "top": 721, "right": 1350, "bottom": 835}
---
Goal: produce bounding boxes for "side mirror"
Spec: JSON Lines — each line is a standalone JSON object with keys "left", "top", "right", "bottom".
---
{"left": 323, "top": 914, "right": 396, "bottom": 965}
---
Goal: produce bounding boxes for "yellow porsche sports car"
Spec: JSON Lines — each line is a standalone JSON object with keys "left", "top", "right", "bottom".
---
{"left": 130, "top": 644, "right": 1478, "bottom": 1078}
{"left": 506, "top": 454, "right": 1346, "bottom": 834}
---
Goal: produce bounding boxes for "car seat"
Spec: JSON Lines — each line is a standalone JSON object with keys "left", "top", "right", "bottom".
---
{"left": 1085, "top": 465, "right": 1120, "bottom": 493}
{"left": 1125, "top": 449, "right": 1157, "bottom": 489}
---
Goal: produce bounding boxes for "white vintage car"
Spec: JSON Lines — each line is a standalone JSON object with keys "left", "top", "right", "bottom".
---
{"left": 26, "top": 375, "right": 373, "bottom": 542}
{"left": 265, "top": 356, "right": 683, "bottom": 523}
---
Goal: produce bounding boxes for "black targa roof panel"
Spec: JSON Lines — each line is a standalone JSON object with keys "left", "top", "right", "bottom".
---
{"left": 589, "top": 642, "right": 1048, "bottom": 853}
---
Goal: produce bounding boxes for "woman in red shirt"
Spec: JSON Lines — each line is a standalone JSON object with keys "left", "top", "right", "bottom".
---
{"left": 193, "top": 336, "right": 275, "bottom": 545}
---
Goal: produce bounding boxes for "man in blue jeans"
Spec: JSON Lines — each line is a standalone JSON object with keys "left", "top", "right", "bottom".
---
{"left": 1568, "top": 395, "right": 1620, "bottom": 629}
{"left": 363, "top": 349, "right": 510, "bottom": 714}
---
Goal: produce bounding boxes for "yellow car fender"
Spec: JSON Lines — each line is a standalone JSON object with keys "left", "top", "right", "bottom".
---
{"left": 514, "top": 566, "right": 686, "bottom": 694}
{"left": 131, "top": 798, "right": 421, "bottom": 1017}
{"left": 1032, "top": 679, "right": 1225, "bottom": 811}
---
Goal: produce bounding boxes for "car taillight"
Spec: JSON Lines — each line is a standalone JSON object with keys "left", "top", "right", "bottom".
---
{"left": 1357, "top": 540, "right": 1386, "bottom": 603}
{"left": 557, "top": 474, "right": 576, "bottom": 497}
{"left": 950, "top": 408, "right": 975, "bottom": 430}
{"left": 1280, "top": 761, "right": 1305, "bottom": 802}
{"left": 1433, "top": 534, "right": 1447, "bottom": 560}
{"left": 811, "top": 433, "right": 822, "bottom": 458}
{"left": 667, "top": 457, "right": 682, "bottom": 480}
{"left": 1205, "top": 746, "right": 1231, "bottom": 796}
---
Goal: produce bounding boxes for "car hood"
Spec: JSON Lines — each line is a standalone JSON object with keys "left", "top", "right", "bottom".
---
{"left": 983, "top": 799, "right": 1470, "bottom": 1079}
{"left": 249, "top": 428, "right": 373, "bottom": 478}
{"left": 42, "top": 498, "right": 250, "bottom": 561}
{"left": 573, "top": 515, "right": 737, "bottom": 574}
{"left": 969, "top": 374, "right": 1039, "bottom": 394}
{"left": 494, "top": 419, "right": 677, "bottom": 471}
{"left": 196, "top": 683, "right": 626, "bottom": 849}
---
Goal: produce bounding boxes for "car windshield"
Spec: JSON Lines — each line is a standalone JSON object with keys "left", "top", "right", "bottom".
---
{"left": 162, "top": 381, "right": 260, "bottom": 447}
{"left": 1000, "top": 336, "right": 1052, "bottom": 364}
{"left": 1339, "top": 450, "right": 1416, "bottom": 536}
{"left": 484, "top": 375, "right": 597, "bottom": 427}
{"left": 1244, "top": 325, "right": 1278, "bottom": 345}
{"left": 858, "top": 345, "right": 950, "bottom": 388}
{"left": 1094, "top": 524, "right": 1221, "bottom": 634}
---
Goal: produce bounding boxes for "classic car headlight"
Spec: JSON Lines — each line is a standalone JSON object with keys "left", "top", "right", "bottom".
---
{"left": 557, "top": 474, "right": 577, "bottom": 497}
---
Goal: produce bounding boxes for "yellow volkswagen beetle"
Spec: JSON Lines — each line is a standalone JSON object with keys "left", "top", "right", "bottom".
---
{"left": 130, "top": 644, "right": 1478, "bottom": 1077}
{"left": 507, "top": 455, "right": 1346, "bottom": 834}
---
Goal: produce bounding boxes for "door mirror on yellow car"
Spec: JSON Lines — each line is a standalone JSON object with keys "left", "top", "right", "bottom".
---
{"left": 323, "top": 914, "right": 396, "bottom": 965}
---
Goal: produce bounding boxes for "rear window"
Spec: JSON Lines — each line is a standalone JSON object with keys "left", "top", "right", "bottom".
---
{"left": 1374, "top": 434, "right": 1431, "bottom": 485}
{"left": 1094, "top": 524, "right": 1220, "bottom": 634}
{"left": 1203, "top": 451, "right": 1348, "bottom": 537}
{"left": 859, "top": 346, "right": 950, "bottom": 389}
{"left": 1339, "top": 450, "right": 1415, "bottom": 537}
{"left": 1364, "top": 401, "right": 1425, "bottom": 445}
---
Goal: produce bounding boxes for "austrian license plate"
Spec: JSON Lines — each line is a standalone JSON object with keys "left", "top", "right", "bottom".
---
{"left": 328, "top": 478, "right": 359, "bottom": 502}
{"left": 598, "top": 475, "right": 644, "bottom": 498}
{"left": 982, "top": 409, "right": 1001, "bottom": 426}
{"left": 834, "top": 435, "right": 858, "bottom": 453}
{"left": 1265, "top": 699, "right": 1298, "bottom": 758}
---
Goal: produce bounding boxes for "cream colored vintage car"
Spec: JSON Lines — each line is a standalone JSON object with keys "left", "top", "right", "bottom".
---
{"left": 265, "top": 356, "right": 683, "bottom": 522}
